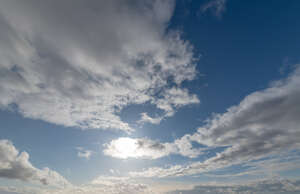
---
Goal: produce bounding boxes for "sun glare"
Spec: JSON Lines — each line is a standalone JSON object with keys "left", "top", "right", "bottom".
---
{"left": 114, "top": 138, "right": 138, "bottom": 158}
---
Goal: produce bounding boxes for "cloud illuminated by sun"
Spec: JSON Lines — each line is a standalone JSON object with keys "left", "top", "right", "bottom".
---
{"left": 105, "top": 138, "right": 139, "bottom": 159}
{"left": 103, "top": 137, "right": 175, "bottom": 159}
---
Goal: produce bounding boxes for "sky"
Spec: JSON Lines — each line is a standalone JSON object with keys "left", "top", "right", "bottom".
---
{"left": 1, "top": 0, "right": 300, "bottom": 193}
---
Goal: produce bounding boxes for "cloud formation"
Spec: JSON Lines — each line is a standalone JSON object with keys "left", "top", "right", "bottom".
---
{"left": 129, "top": 66, "right": 300, "bottom": 177}
{"left": 0, "top": 0, "right": 198, "bottom": 132}
{"left": 0, "top": 139, "right": 70, "bottom": 187}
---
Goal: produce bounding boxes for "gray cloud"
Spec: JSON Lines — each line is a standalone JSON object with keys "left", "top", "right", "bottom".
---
{"left": 130, "top": 66, "right": 300, "bottom": 177}
{"left": 0, "top": 139, "right": 70, "bottom": 187}
{"left": 0, "top": 0, "right": 198, "bottom": 132}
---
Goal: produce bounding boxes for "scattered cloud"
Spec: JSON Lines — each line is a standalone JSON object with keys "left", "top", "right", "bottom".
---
{"left": 130, "top": 66, "right": 300, "bottom": 177}
{"left": 0, "top": 0, "right": 197, "bottom": 132}
{"left": 200, "top": 0, "right": 227, "bottom": 18}
{"left": 76, "top": 147, "right": 94, "bottom": 160}
{"left": 0, "top": 139, "right": 70, "bottom": 188}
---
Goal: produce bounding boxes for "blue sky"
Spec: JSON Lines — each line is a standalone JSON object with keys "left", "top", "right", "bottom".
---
{"left": 1, "top": 0, "right": 300, "bottom": 193}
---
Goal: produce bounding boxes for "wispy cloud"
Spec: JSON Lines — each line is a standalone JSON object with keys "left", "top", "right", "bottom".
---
{"left": 76, "top": 147, "right": 94, "bottom": 160}
{"left": 129, "top": 66, "right": 300, "bottom": 178}
{"left": 139, "top": 87, "right": 200, "bottom": 124}
{"left": 200, "top": 0, "right": 227, "bottom": 19}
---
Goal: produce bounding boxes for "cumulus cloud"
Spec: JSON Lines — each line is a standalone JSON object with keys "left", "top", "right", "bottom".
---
{"left": 103, "top": 137, "right": 203, "bottom": 159}
{"left": 167, "top": 179, "right": 300, "bottom": 194}
{"left": 129, "top": 66, "right": 300, "bottom": 177}
{"left": 0, "top": 0, "right": 198, "bottom": 132}
{"left": 76, "top": 147, "right": 93, "bottom": 160}
{"left": 0, "top": 139, "right": 70, "bottom": 187}
{"left": 200, "top": 0, "right": 227, "bottom": 18}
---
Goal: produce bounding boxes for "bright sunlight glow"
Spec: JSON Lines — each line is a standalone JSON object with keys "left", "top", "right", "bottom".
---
{"left": 112, "top": 138, "right": 139, "bottom": 159}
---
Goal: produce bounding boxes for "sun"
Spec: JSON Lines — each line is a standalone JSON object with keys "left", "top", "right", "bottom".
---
{"left": 113, "top": 138, "right": 138, "bottom": 159}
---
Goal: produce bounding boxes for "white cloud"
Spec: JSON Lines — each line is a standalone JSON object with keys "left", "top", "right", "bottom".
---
{"left": 0, "top": 0, "right": 197, "bottom": 132}
{"left": 139, "top": 112, "right": 164, "bottom": 125}
{"left": 129, "top": 66, "right": 300, "bottom": 178}
{"left": 103, "top": 137, "right": 203, "bottom": 159}
{"left": 0, "top": 139, "right": 70, "bottom": 188}
{"left": 76, "top": 147, "right": 93, "bottom": 160}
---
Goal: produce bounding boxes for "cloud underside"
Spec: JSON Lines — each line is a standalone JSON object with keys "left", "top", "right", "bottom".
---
{"left": 0, "top": 140, "right": 70, "bottom": 187}
{"left": 0, "top": 0, "right": 198, "bottom": 132}
{"left": 125, "top": 66, "right": 300, "bottom": 177}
